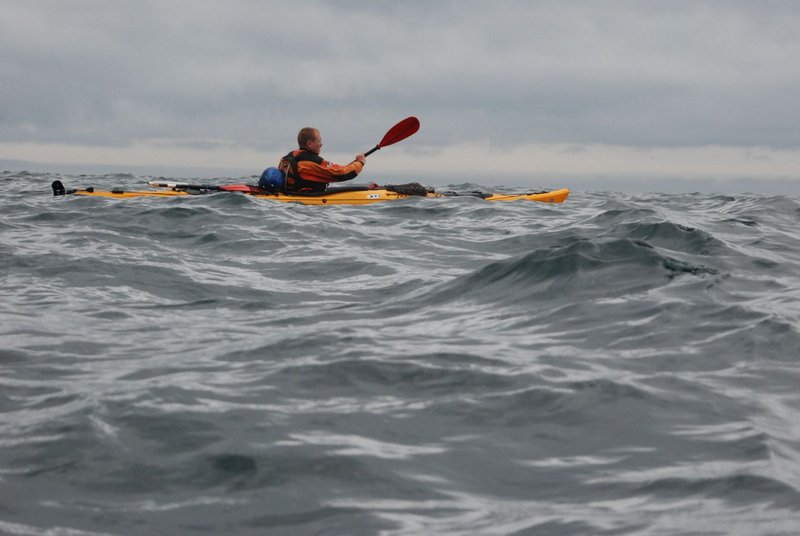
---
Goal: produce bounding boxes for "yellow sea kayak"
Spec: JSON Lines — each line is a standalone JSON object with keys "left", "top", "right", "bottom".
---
{"left": 51, "top": 180, "right": 570, "bottom": 205}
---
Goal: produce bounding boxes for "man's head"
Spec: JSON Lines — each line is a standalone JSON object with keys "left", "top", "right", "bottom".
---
{"left": 298, "top": 127, "right": 323, "bottom": 154}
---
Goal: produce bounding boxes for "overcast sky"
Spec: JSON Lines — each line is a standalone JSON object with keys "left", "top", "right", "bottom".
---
{"left": 2, "top": 0, "right": 799, "bottom": 191}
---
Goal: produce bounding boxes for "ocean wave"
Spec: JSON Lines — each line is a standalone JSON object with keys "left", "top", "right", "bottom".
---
{"left": 2, "top": 172, "right": 800, "bottom": 535}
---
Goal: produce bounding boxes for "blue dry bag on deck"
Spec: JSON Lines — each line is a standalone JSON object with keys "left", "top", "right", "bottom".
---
{"left": 258, "top": 167, "right": 286, "bottom": 190}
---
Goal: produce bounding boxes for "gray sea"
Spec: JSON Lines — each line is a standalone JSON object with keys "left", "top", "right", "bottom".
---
{"left": 2, "top": 171, "right": 800, "bottom": 535}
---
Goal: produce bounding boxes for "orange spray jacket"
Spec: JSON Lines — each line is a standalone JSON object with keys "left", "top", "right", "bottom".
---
{"left": 279, "top": 149, "right": 364, "bottom": 192}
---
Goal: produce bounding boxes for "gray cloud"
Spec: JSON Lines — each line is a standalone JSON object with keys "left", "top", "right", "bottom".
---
{"left": 2, "top": 0, "right": 799, "bottom": 154}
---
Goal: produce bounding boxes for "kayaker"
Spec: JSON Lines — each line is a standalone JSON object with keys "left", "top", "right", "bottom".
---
{"left": 278, "top": 127, "right": 366, "bottom": 192}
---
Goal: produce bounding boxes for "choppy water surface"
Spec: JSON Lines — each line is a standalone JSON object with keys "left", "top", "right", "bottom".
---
{"left": 2, "top": 171, "right": 800, "bottom": 535}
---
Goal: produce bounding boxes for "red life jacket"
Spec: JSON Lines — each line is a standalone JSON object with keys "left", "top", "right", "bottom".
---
{"left": 279, "top": 149, "right": 363, "bottom": 192}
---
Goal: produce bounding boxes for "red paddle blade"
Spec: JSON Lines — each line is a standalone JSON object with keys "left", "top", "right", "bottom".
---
{"left": 378, "top": 116, "right": 420, "bottom": 148}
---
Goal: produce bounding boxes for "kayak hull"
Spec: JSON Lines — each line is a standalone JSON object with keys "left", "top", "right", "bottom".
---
{"left": 249, "top": 188, "right": 571, "bottom": 205}
{"left": 57, "top": 183, "right": 570, "bottom": 205}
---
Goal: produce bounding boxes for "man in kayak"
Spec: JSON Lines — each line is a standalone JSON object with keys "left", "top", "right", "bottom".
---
{"left": 278, "top": 127, "right": 366, "bottom": 192}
